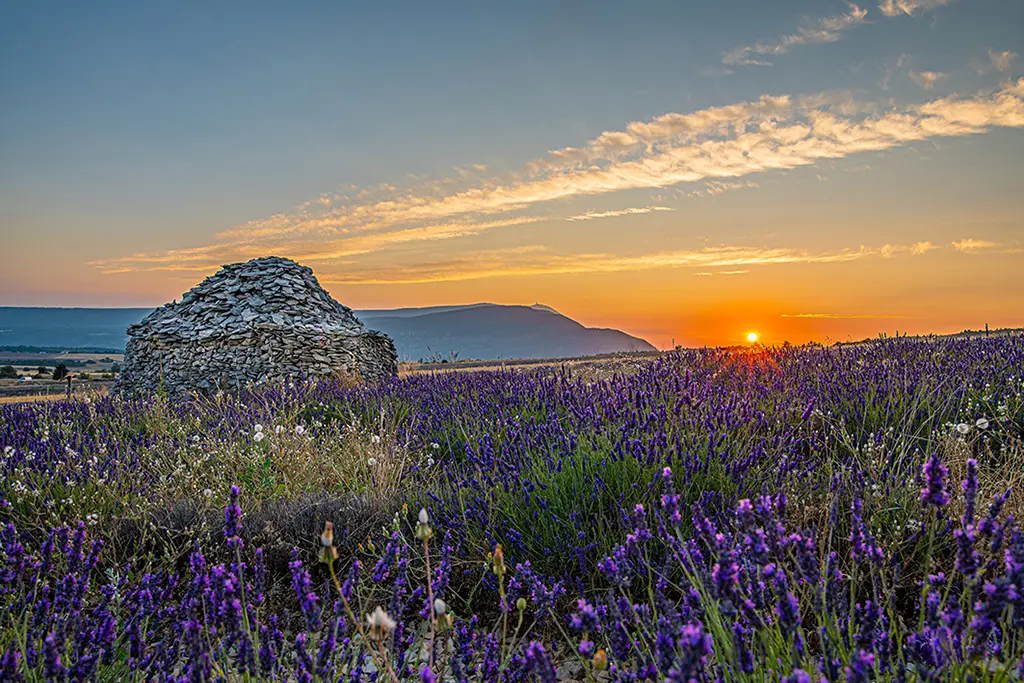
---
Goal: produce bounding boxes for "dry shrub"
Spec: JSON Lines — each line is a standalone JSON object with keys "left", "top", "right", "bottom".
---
{"left": 941, "top": 431, "right": 1024, "bottom": 523}
{"left": 104, "top": 492, "right": 393, "bottom": 586}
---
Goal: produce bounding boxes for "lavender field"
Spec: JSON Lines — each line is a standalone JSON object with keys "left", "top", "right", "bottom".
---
{"left": 2, "top": 335, "right": 1024, "bottom": 681}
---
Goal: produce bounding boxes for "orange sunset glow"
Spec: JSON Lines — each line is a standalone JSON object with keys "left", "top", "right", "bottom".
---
{"left": 2, "top": 2, "right": 1022, "bottom": 349}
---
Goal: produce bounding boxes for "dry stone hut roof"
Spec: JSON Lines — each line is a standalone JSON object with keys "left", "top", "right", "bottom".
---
{"left": 115, "top": 256, "right": 397, "bottom": 395}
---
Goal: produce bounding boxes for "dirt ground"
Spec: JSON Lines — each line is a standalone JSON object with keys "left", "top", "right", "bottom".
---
{"left": 0, "top": 352, "right": 664, "bottom": 403}
{"left": 400, "top": 350, "right": 663, "bottom": 381}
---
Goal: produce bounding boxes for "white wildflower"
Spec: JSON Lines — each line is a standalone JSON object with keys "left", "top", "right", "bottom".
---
{"left": 366, "top": 606, "right": 396, "bottom": 641}
{"left": 956, "top": 423, "right": 971, "bottom": 435}
{"left": 367, "top": 457, "right": 378, "bottom": 467}
{"left": 295, "top": 425, "right": 305, "bottom": 435}
{"left": 254, "top": 431, "right": 265, "bottom": 443}
{"left": 976, "top": 417, "right": 990, "bottom": 430}
{"left": 275, "top": 425, "right": 285, "bottom": 434}
{"left": 371, "top": 434, "right": 381, "bottom": 444}
{"left": 3, "top": 446, "right": 13, "bottom": 457}
{"left": 433, "top": 598, "right": 447, "bottom": 616}
{"left": 418, "top": 508, "right": 429, "bottom": 525}
{"left": 430, "top": 442, "right": 440, "bottom": 450}
{"left": 203, "top": 488, "right": 213, "bottom": 497}
{"left": 427, "top": 457, "right": 435, "bottom": 467}
{"left": 254, "top": 424, "right": 264, "bottom": 433}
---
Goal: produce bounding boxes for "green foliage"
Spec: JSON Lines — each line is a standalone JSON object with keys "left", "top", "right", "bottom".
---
{"left": 0, "top": 365, "right": 17, "bottom": 379}
{"left": 52, "top": 363, "right": 69, "bottom": 380}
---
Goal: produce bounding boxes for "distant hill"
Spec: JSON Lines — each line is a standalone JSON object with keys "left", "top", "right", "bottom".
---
{"left": 0, "top": 308, "right": 149, "bottom": 352}
{"left": 359, "top": 304, "right": 655, "bottom": 360}
{"left": 0, "top": 304, "right": 656, "bottom": 360}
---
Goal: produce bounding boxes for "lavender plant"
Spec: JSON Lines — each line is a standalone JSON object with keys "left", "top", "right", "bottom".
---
{"left": 1, "top": 334, "right": 1023, "bottom": 679}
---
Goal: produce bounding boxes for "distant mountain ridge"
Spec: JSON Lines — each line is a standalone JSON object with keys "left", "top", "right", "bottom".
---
{"left": 359, "top": 304, "right": 654, "bottom": 360}
{"left": 0, "top": 304, "right": 656, "bottom": 360}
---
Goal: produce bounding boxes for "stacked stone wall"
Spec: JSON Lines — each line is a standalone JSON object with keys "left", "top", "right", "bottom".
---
{"left": 115, "top": 257, "right": 398, "bottom": 395}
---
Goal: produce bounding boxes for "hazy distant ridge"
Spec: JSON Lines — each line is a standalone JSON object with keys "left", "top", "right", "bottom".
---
{"left": 0, "top": 304, "right": 655, "bottom": 360}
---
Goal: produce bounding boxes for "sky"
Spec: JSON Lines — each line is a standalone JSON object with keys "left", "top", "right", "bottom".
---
{"left": 1, "top": 0, "right": 1023, "bottom": 348}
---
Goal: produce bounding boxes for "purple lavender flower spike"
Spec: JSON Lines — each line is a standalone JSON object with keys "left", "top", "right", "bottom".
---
{"left": 524, "top": 641, "right": 557, "bottom": 683}
{"left": 921, "top": 454, "right": 949, "bottom": 509}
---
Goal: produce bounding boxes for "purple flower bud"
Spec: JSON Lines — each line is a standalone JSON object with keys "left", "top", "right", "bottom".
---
{"left": 962, "top": 458, "right": 978, "bottom": 526}
{"left": 289, "top": 548, "right": 321, "bottom": 632}
{"left": 845, "top": 650, "right": 875, "bottom": 683}
{"left": 570, "top": 598, "right": 601, "bottom": 632}
{"left": 921, "top": 454, "right": 949, "bottom": 509}
{"left": 524, "top": 641, "right": 557, "bottom": 683}
{"left": 224, "top": 485, "right": 243, "bottom": 549}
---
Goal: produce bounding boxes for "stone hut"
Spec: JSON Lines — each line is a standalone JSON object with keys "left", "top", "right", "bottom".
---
{"left": 116, "top": 256, "right": 398, "bottom": 395}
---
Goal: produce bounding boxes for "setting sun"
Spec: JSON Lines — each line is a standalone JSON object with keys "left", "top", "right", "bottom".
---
{"left": 747, "top": 332, "right": 759, "bottom": 343}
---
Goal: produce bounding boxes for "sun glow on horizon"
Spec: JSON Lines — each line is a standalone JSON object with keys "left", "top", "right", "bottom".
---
{"left": 747, "top": 332, "right": 759, "bottom": 343}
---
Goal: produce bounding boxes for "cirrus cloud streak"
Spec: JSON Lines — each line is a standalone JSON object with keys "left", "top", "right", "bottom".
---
{"left": 318, "top": 241, "right": 942, "bottom": 286}
{"left": 722, "top": 3, "right": 868, "bottom": 67}
{"left": 91, "top": 79, "right": 1024, "bottom": 277}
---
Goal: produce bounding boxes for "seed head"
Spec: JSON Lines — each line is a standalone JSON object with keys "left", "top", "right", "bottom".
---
{"left": 415, "top": 507, "right": 433, "bottom": 540}
{"left": 492, "top": 544, "right": 506, "bottom": 577}
{"left": 433, "top": 598, "right": 446, "bottom": 616}
{"left": 319, "top": 545, "right": 338, "bottom": 564}
{"left": 366, "top": 606, "right": 396, "bottom": 642}
{"left": 321, "top": 521, "right": 334, "bottom": 547}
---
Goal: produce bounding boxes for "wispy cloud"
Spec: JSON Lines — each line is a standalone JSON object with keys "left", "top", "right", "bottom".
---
{"left": 695, "top": 269, "right": 750, "bottom": 276}
{"left": 689, "top": 180, "right": 759, "bottom": 198}
{"left": 781, "top": 313, "right": 913, "bottom": 319}
{"left": 317, "top": 242, "right": 932, "bottom": 285}
{"left": 722, "top": 3, "right": 868, "bottom": 67}
{"left": 879, "top": 0, "right": 955, "bottom": 17}
{"left": 910, "top": 70, "right": 946, "bottom": 90}
{"left": 990, "top": 49, "right": 1018, "bottom": 74}
{"left": 881, "top": 241, "right": 937, "bottom": 257}
{"left": 565, "top": 206, "right": 674, "bottom": 222}
{"left": 93, "top": 79, "right": 1024, "bottom": 275}
{"left": 92, "top": 216, "right": 547, "bottom": 273}
{"left": 952, "top": 239, "right": 1001, "bottom": 252}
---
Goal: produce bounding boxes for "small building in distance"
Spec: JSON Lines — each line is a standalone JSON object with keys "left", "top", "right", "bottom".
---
{"left": 116, "top": 256, "right": 398, "bottom": 396}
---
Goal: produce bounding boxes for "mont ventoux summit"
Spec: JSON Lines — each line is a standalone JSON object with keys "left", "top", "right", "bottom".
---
{"left": 0, "top": 257, "right": 655, "bottom": 362}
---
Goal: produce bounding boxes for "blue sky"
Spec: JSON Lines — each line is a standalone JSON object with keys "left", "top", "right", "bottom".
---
{"left": 2, "top": 0, "right": 1023, "bottom": 346}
